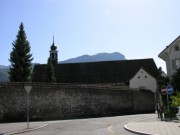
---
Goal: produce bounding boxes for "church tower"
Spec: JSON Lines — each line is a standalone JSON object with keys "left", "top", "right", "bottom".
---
{"left": 49, "top": 36, "right": 58, "bottom": 66}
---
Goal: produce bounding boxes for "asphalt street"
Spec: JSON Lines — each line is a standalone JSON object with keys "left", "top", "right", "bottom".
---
{"left": 18, "top": 114, "right": 152, "bottom": 135}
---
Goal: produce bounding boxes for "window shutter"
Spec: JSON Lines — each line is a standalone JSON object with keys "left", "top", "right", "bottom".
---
{"left": 172, "top": 60, "right": 176, "bottom": 70}
{"left": 177, "top": 59, "right": 180, "bottom": 69}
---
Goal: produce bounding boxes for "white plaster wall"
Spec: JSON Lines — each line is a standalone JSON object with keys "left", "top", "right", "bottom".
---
{"left": 130, "top": 68, "right": 157, "bottom": 93}
{"left": 166, "top": 60, "right": 171, "bottom": 76}
{"left": 168, "top": 43, "right": 180, "bottom": 76}
{"left": 169, "top": 50, "right": 180, "bottom": 60}
{"left": 159, "top": 37, "right": 180, "bottom": 76}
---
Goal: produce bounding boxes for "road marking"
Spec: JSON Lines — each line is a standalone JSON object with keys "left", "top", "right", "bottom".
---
{"left": 108, "top": 125, "right": 114, "bottom": 134}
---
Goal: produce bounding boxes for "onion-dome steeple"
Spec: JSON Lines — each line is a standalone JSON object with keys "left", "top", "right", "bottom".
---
{"left": 50, "top": 36, "right": 57, "bottom": 51}
{"left": 49, "top": 36, "right": 58, "bottom": 66}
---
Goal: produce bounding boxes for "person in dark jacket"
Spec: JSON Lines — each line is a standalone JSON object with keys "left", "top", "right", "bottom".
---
{"left": 156, "top": 102, "right": 161, "bottom": 118}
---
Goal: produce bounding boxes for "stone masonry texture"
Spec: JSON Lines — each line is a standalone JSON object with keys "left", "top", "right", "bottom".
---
{"left": 0, "top": 83, "right": 155, "bottom": 122}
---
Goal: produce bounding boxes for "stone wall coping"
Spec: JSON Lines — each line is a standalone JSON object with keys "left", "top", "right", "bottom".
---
{"left": 0, "top": 82, "right": 131, "bottom": 90}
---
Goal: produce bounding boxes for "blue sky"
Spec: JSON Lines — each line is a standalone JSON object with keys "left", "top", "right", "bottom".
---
{"left": 0, "top": 0, "right": 180, "bottom": 72}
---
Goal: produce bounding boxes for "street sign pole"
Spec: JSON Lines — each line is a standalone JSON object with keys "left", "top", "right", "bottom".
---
{"left": 161, "top": 84, "right": 173, "bottom": 121}
{"left": 27, "top": 92, "right": 30, "bottom": 128}
{"left": 167, "top": 92, "right": 170, "bottom": 120}
{"left": 166, "top": 84, "right": 174, "bottom": 121}
{"left": 24, "top": 85, "right": 32, "bottom": 129}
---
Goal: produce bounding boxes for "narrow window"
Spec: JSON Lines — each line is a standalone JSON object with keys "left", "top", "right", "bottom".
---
{"left": 173, "top": 59, "right": 180, "bottom": 70}
{"left": 52, "top": 53, "right": 54, "bottom": 59}
{"left": 176, "top": 59, "right": 180, "bottom": 69}
{"left": 175, "top": 46, "right": 179, "bottom": 51}
{"left": 172, "top": 60, "right": 176, "bottom": 70}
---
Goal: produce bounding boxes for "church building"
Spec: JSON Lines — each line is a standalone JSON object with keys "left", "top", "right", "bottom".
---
{"left": 33, "top": 39, "right": 159, "bottom": 93}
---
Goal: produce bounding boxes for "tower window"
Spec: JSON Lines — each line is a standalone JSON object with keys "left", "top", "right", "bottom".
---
{"left": 52, "top": 53, "right": 54, "bottom": 59}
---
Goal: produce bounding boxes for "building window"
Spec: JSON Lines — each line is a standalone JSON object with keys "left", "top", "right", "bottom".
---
{"left": 139, "top": 86, "right": 146, "bottom": 90}
{"left": 51, "top": 53, "right": 54, "bottom": 59}
{"left": 175, "top": 46, "right": 179, "bottom": 51}
{"left": 172, "top": 59, "right": 180, "bottom": 70}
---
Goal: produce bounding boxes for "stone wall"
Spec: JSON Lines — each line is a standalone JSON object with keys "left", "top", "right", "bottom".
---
{"left": 0, "top": 83, "right": 155, "bottom": 122}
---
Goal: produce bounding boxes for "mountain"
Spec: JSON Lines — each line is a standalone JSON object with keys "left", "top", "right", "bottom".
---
{"left": 60, "top": 52, "right": 126, "bottom": 63}
{"left": 0, "top": 65, "right": 10, "bottom": 69}
{"left": 0, "top": 68, "right": 9, "bottom": 82}
{"left": 0, "top": 63, "right": 39, "bottom": 82}
{"left": 0, "top": 52, "right": 125, "bottom": 82}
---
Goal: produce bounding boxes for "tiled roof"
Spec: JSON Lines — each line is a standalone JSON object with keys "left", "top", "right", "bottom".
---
{"left": 32, "top": 58, "right": 158, "bottom": 84}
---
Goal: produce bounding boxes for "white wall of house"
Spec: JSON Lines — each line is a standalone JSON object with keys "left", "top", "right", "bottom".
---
{"left": 168, "top": 43, "right": 180, "bottom": 76}
{"left": 130, "top": 68, "right": 157, "bottom": 93}
{"left": 159, "top": 36, "right": 180, "bottom": 76}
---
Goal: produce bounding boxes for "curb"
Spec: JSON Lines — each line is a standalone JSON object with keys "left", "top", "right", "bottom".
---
{"left": 123, "top": 115, "right": 159, "bottom": 135}
{"left": 124, "top": 124, "right": 157, "bottom": 135}
{"left": 3, "top": 124, "right": 48, "bottom": 135}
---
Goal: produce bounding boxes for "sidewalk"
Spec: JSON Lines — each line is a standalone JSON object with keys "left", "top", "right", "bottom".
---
{"left": 124, "top": 114, "right": 180, "bottom": 135}
{"left": 0, "top": 121, "right": 48, "bottom": 135}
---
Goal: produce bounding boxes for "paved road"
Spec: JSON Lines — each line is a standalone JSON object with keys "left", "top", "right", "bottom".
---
{"left": 18, "top": 114, "right": 153, "bottom": 135}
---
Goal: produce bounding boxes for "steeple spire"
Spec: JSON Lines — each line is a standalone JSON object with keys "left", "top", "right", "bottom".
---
{"left": 53, "top": 35, "right": 54, "bottom": 45}
{"left": 50, "top": 36, "right": 58, "bottom": 66}
{"left": 50, "top": 36, "right": 57, "bottom": 51}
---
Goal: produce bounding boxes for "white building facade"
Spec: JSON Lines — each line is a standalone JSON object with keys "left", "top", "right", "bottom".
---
{"left": 130, "top": 68, "right": 157, "bottom": 93}
{"left": 159, "top": 35, "right": 180, "bottom": 77}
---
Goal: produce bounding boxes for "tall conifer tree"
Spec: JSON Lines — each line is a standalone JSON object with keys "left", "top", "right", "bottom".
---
{"left": 9, "top": 22, "right": 33, "bottom": 82}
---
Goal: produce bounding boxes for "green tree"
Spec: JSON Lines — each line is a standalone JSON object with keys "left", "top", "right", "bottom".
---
{"left": 43, "top": 57, "right": 56, "bottom": 82}
{"left": 157, "top": 67, "right": 169, "bottom": 86}
{"left": 9, "top": 22, "right": 33, "bottom": 82}
{"left": 157, "top": 67, "right": 169, "bottom": 105}
{"left": 157, "top": 67, "right": 169, "bottom": 91}
{"left": 170, "top": 92, "right": 180, "bottom": 107}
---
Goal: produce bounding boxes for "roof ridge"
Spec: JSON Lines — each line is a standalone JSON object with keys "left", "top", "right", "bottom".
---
{"left": 158, "top": 35, "right": 180, "bottom": 57}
